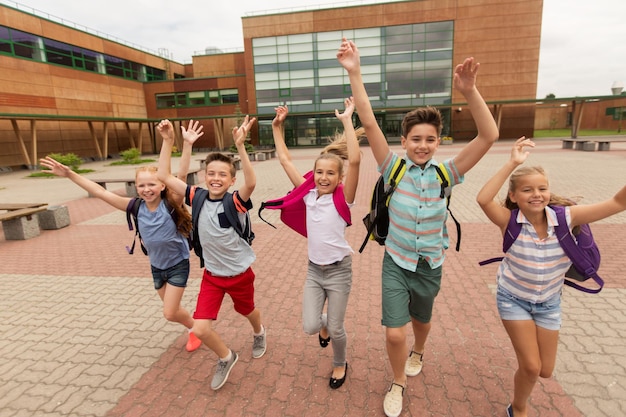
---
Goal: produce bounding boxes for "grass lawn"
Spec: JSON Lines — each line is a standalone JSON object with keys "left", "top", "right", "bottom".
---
{"left": 534, "top": 129, "right": 626, "bottom": 138}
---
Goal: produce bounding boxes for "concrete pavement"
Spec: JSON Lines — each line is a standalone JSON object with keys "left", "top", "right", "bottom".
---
{"left": 1, "top": 138, "right": 625, "bottom": 416}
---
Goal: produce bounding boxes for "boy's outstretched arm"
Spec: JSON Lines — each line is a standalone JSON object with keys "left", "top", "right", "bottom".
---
{"left": 337, "top": 38, "right": 389, "bottom": 166}
{"left": 39, "top": 156, "right": 129, "bottom": 211}
{"left": 336, "top": 96, "right": 361, "bottom": 204}
{"left": 177, "top": 119, "right": 204, "bottom": 182}
{"left": 272, "top": 105, "right": 305, "bottom": 187}
{"left": 451, "top": 57, "right": 500, "bottom": 175}
{"left": 476, "top": 137, "right": 534, "bottom": 232}
{"left": 232, "top": 115, "right": 257, "bottom": 202}
{"left": 156, "top": 121, "right": 187, "bottom": 197}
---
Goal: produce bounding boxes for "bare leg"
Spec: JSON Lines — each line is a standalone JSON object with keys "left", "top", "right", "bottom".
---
{"left": 503, "top": 319, "right": 558, "bottom": 417}
{"left": 193, "top": 319, "right": 229, "bottom": 358}
{"left": 157, "top": 284, "right": 194, "bottom": 329}
{"left": 386, "top": 325, "right": 408, "bottom": 386}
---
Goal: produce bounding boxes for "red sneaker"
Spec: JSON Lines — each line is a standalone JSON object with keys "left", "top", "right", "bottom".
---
{"left": 186, "top": 332, "right": 202, "bottom": 352}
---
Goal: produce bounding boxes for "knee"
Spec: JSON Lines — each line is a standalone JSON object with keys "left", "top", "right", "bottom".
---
{"left": 519, "top": 361, "right": 542, "bottom": 381}
{"left": 327, "top": 325, "right": 344, "bottom": 340}
{"left": 162, "top": 308, "right": 178, "bottom": 322}
{"left": 192, "top": 321, "right": 212, "bottom": 339}
{"left": 302, "top": 320, "right": 319, "bottom": 335}
{"left": 386, "top": 327, "right": 406, "bottom": 346}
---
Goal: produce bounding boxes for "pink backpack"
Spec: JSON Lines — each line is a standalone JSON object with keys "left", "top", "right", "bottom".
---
{"left": 258, "top": 171, "right": 351, "bottom": 237}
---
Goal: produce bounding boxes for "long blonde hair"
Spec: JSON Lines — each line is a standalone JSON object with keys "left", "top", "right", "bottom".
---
{"left": 135, "top": 166, "right": 192, "bottom": 237}
{"left": 314, "top": 126, "right": 365, "bottom": 176}
{"left": 505, "top": 165, "right": 580, "bottom": 232}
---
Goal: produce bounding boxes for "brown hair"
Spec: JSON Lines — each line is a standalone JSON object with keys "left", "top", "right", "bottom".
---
{"left": 401, "top": 106, "right": 443, "bottom": 138}
{"left": 204, "top": 152, "right": 237, "bottom": 177}
{"left": 135, "top": 166, "right": 192, "bottom": 237}
{"left": 314, "top": 126, "right": 365, "bottom": 177}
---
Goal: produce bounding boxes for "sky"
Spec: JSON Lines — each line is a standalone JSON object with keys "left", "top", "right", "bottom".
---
{"left": 3, "top": 0, "right": 625, "bottom": 99}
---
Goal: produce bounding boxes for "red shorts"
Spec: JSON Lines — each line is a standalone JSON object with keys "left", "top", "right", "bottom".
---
{"left": 193, "top": 267, "right": 256, "bottom": 320}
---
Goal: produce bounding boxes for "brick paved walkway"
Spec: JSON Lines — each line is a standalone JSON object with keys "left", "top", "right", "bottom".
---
{"left": 1, "top": 139, "right": 625, "bottom": 416}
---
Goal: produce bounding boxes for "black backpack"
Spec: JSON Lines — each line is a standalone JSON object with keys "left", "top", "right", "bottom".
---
{"left": 359, "top": 158, "right": 461, "bottom": 253}
{"left": 188, "top": 187, "right": 254, "bottom": 268}
{"left": 125, "top": 195, "right": 186, "bottom": 255}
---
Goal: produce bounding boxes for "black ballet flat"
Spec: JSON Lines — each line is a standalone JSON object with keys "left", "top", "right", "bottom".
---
{"left": 329, "top": 362, "right": 348, "bottom": 389}
{"left": 318, "top": 333, "right": 331, "bottom": 348}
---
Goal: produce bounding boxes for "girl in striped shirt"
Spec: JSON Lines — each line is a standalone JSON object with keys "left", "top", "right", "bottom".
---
{"left": 477, "top": 136, "right": 626, "bottom": 417}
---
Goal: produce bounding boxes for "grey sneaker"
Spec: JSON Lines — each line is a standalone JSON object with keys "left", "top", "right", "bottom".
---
{"left": 252, "top": 329, "right": 267, "bottom": 358}
{"left": 211, "top": 351, "right": 238, "bottom": 390}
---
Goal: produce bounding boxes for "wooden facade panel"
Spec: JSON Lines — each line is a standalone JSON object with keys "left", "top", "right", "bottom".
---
{"left": 0, "top": 93, "right": 55, "bottom": 109}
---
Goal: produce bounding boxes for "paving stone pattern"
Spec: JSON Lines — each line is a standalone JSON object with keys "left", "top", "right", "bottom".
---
{"left": 0, "top": 139, "right": 625, "bottom": 416}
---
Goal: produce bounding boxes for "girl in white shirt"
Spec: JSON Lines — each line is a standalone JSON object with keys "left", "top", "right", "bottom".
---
{"left": 271, "top": 97, "right": 361, "bottom": 389}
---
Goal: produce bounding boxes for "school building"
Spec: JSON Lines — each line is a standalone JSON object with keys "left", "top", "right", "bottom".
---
{"left": 0, "top": 0, "right": 622, "bottom": 170}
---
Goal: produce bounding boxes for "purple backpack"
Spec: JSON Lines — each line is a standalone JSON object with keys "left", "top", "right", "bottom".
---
{"left": 479, "top": 205, "right": 603, "bottom": 294}
{"left": 258, "top": 170, "right": 351, "bottom": 237}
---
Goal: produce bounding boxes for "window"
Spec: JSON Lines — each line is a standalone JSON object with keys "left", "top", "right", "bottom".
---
{"left": 0, "top": 24, "right": 168, "bottom": 82}
{"left": 155, "top": 88, "right": 239, "bottom": 109}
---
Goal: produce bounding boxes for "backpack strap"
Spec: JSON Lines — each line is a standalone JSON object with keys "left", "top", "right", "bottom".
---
{"left": 478, "top": 209, "right": 521, "bottom": 266}
{"left": 125, "top": 197, "right": 148, "bottom": 255}
{"left": 434, "top": 163, "right": 461, "bottom": 251}
{"left": 551, "top": 206, "right": 604, "bottom": 294}
{"left": 258, "top": 172, "right": 315, "bottom": 233}
{"left": 223, "top": 191, "right": 254, "bottom": 245}
{"left": 358, "top": 158, "right": 406, "bottom": 253}
{"left": 332, "top": 183, "right": 352, "bottom": 226}
{"left": 189, "top": 186, "right": 209, "bottom": 268}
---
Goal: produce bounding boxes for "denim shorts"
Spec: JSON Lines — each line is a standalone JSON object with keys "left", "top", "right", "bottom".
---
{"left": 151, "top": 258, "right": 190, "bottom": 290}
{"left": 496, "top": 286, "right": 562, "bottom": 331}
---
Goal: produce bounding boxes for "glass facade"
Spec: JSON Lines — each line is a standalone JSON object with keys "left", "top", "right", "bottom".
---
{"left": 253, "top": 22, "right": 454, "bottom": 144}
{"left": 0, "top": 25, "right": 166, "bottom": 82}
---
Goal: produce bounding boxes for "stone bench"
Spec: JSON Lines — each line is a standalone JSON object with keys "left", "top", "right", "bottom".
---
{"left": 562, "top": 138, "right": 626, "bottom": 151}
{"left": 254, "top": 149, "right": 276, "bottom": 161}
{"left": 0, "top": 206, "right": 47, "bottom": 240}
{"left": 39, "top": 205, "right": 71, "bottom": 230}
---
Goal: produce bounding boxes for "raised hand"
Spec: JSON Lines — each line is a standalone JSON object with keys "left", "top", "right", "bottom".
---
{"left": 233, "top": 115, "right": 257, "bottom": 147}
{"left": 510, "top": 136, "right": 535, "bottom": 165}
{"left": 181, "top": 119, "right": 204, "bottom": 145}
{"left": 39, "top": 156, "right": 71, "bottom": 178}
{"left": 336, "top": 38, "right": 360, "bottom": 73}
{"left": 453, "top": 57, "right": 480, "bottom": 95}
{"left": 273, "top": 105, "right": 288, "bottom": 127}
{"left": 335, "top": 96, "right": 355, "bottom": 122}
{"left": 157, "top": 119, "right": 177, "bottom": 142}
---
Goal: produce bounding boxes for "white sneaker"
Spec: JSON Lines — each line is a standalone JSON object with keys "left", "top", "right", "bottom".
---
{"left": 383, "top": 383, "right": 405, "bottom": 417}
{"left": 405, "top": 350, "right": 423, "bottom": 376}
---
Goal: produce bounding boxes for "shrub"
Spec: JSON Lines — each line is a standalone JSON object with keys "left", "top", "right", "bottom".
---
{"left": 48, "top": 152, "right": 82, "bottom": 170}
{"left": 229, "top": 142, "right": 255, "bottom": 154}
{"left": 120, "top": 148, "right": 141, "bottom": 163}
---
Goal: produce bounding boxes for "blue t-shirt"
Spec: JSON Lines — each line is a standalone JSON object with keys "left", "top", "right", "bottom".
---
{"left": 138, "top": 200, "right": 189, "bottom": 269}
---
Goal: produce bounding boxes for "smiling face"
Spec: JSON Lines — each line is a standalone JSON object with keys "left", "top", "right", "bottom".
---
{"left": 401, "top": 123, "right": 440, "bottom": 167}
{"left": 508, "top": 172, "right": 551, "bottom": 216}
{"left": 313, "top": 156, "right": 343, "bottom": 196}
{"left": 204, "top": 160, "right": 236, "bottom": 199}
{"left": 135, "top": 168, "right": 165, "bottom": 204}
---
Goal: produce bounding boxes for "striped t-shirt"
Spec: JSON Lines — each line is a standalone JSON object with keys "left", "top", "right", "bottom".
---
{"left": 380, "top": 151, "right": 463, "bottom": 272}
{"left": 497, "top": 206, "right": 572, "bottom": 303}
